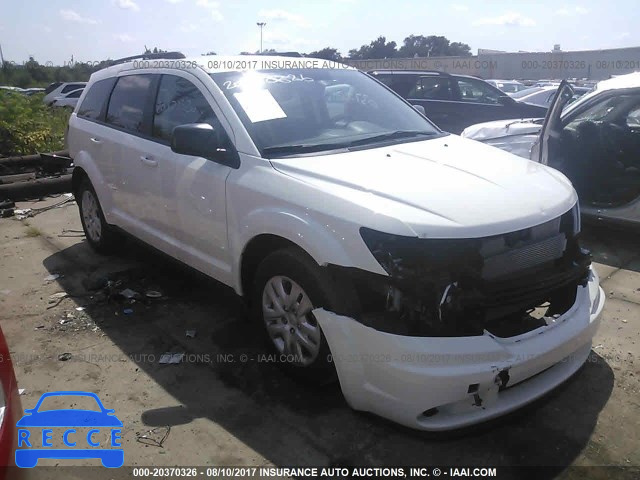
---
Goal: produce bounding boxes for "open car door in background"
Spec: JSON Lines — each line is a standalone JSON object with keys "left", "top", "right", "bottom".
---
{"left": 531, "top": 80, "right": 574, "bottom": 167}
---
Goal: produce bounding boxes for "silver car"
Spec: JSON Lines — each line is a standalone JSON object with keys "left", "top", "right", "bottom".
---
{"left": 462, "top": 73, "right": 640, "bottom": 227}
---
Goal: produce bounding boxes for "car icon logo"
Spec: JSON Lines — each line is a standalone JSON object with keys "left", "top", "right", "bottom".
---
{"left": 15, "top": 391, "right": 123, "bottom": 468}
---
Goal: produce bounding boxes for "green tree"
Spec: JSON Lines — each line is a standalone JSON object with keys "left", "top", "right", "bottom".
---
{"left": 348, "top": 36, "right": 397, "bottom": 59}
{"left": 308, "top": 47, "right": 341, "bottom": 61}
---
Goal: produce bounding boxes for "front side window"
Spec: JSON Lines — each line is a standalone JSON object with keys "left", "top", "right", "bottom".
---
{"left": 153, "top": 75, "right": 218, "bottom": 142}
{"left": 106, "top": 75, "right": 155, "bottom": 133}
{"left": 77, "top": 78, "right": 117, "bottom": 121}
{"left": 456, "top": 78, "right": 502, "bottom": 104}
{"left": 67, "top": 90, "right": 83, "bottom": 98}
{"left": 212, "top": 69, "right": 441, "bottom": 157}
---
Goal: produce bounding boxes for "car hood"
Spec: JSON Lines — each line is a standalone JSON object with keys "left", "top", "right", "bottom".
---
{"left": 461, "top": 118, "right": 544, "bottom": 141}
{"left": 270, "top": 135, "right": 577, "bottom": 238}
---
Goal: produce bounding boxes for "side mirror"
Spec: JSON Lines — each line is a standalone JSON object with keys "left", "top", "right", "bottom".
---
{"left": 412, "top": 104, "right": 426, "bottom": 115}
{"left": 497, "top": 95, "right": 514, "bottom": 106}
{"left": 171, "top": 123, "right": 239, "bottom": 168}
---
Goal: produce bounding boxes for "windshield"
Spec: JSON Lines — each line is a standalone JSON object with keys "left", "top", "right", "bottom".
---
{"left": 498, "top": 83, "right": 527, "bottom": 93}
{"left": 211, "top": 69, "right": 441, "bottom": 157}
{"left": 511, "top": 87, "right": 544, "bottom": 99}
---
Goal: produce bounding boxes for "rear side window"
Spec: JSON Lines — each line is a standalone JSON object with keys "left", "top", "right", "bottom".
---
{"left": 408, "top": 76, "right": 454, "bottom": 101}
{"left": 61, "top": 83, "right": 85, "bottom": 94}
{"left": 78, "top": 78, "right": 116, "bottom": 120}
{"left": 152, "top": 74, "right": 217, "bottom": 142}
{"left": 106, "top": 75, "right": 155, "bottom": 133}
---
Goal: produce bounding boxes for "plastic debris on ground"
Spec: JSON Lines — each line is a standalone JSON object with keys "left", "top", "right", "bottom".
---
{"left": 18, "top": 389, "right": 26, "bottom": 395}
{"left": 119, "top": 288, "right": 139, "bottom": 299}
{"left": 145, "top": 290, "right": 162, "bottom": 298}
{"left": 44, "top": 273, "right": 61, "bottom": 282}
{"left": 159, "top": 353, "right": 184, "bottom": 364}
{"left": 48, "top": 292, "right": 68, "bottom": 302}
{"left": 185, "top": 330, "right": 196, "bottom": 338}
{"left": 123, "top": 308, "right": 134, "bottom": 315}
{"left": 58, "top": 353, "right": 72, "bottom": 361}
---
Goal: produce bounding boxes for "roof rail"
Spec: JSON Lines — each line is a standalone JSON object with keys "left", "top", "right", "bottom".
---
{"left": 256, "top": 51, "right": 303, "bottom": 57}
{"left": 368, "top": 69, "right": 453, "bottom": 77}
{"left": 109, "top": 51, "right": 186, "bottom": 66}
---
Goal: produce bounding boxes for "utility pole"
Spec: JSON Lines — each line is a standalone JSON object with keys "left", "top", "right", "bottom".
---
{"left": 0, "top": 43, "right": 4, "bottom": 65}
{"left": 256, "top": 22, "right": 266, "bottom": 53}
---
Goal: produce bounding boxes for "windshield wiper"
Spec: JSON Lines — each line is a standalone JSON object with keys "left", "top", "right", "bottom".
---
{"left": 346, "top": 130, "right": 436, "bottom": 147}
{"left": 262, "top": 130, "right": 437, "bottom": 156}
{"left": 262, "top": 142, "right": 350, "bottom": 156}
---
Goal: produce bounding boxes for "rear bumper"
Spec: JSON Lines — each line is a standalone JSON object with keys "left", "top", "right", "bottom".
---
{"left": 315, "top": 266, "right": 604, "bottom": 431}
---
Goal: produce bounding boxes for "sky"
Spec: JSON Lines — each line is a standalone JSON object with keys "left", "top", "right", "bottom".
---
{"left": 1, "top": 0, "right": 639, "bottom": 65}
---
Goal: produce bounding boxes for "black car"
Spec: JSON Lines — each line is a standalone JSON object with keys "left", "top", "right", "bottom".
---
{"left": 368, "top": 70, "right": 548, "bottom": 134}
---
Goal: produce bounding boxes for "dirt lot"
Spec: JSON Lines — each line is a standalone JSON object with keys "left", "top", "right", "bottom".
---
{"left": 0, "top": 196, "right": 638, "bottom": 480}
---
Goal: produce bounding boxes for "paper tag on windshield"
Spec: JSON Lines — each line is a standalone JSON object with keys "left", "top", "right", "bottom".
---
{"left": 233, "top": 90, "right": 287, "bottom": 123}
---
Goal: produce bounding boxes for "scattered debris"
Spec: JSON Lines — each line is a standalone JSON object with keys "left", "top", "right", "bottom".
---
{"left": 34, "top": 325, "right": 45, "bottom": 330}
{"left": 0, "top": 208, "right": 14, "bottom": 218}
{"left": 59, "top": 318, "right": 73, "bottom": 325}
{"left": 594, "top": 344, "right": 604, "bottom": 350}
{"left": 18, "top": 389, "right": 26, "bottom": 395}
{"left": 48, "top": 292, "right": 68, "bottom": 304}
{"left": 58, "top": 353, "right": 72, "bottom": 361}
{"left": 145, "top": 290, "right": 162, "bottom": 298}
{"left": 136, "top": 426, "right": 171, "bottom": 448}
{"left": 44, "top": 273, "right": 61, "bottom": 282}
{"left": 185, "top": 330, "right": 196, "bottom": 338}
{"left": 123, "top": 308, "right": 134, "bottom": 315}
{"left": 119, "top": 288, "right": 139, "bottom": 299}
{"left": 159, "top": 353, "right": 184, "bottom": 365}
{"left": 75, "top": 306, "right": 85, "bottom": 311}
{"left": 622, "top": 319, "right": 628, "bottom": 323}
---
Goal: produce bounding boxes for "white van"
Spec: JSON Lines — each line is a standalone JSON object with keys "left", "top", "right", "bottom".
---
{"left": 67, "top": 54, "right": 604, "bottom": 431}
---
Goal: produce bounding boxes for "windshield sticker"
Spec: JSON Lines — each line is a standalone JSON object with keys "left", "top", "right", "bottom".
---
{"left": 223, "top": 74, "right": 314, "bottom": 90}
{"left": 233, "top": 90, "right": 287, "bottom": 123}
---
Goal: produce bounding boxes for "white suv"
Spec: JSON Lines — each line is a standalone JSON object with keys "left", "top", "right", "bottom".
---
{"left": 67, "top": 54, "right": 604, "bottom": 431}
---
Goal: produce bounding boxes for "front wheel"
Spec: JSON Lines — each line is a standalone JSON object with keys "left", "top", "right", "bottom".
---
{"left": 251, "top": 247, "right": 359, "bottom": 384}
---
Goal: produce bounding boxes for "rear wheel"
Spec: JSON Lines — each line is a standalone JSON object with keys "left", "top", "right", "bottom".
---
{"left": 77, "top": 178, "right": 119, "bottom": 253}
{"left": 251, "top": 247, "right": 358, "bottom": 384}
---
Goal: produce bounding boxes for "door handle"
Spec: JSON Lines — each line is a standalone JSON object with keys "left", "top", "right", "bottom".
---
{"left": 140, "top": 155, "right": 158, "bottom": 167}
{"left": 90, "top": 137, "right": 102, "bottom": 144}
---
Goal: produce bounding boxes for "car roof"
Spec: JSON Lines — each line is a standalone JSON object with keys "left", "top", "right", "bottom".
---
{"left": 594, "top": 71, "right": 640, "bottom": 92}
{"left": 89, "top": 55, "right": 354, "bottom": 83}
{"left": 487, "top": 79, "right": 522, "bottom": 84}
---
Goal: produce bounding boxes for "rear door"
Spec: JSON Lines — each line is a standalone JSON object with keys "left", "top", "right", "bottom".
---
{"left": 103, "top": 73, "right": 163, "bottom": 241}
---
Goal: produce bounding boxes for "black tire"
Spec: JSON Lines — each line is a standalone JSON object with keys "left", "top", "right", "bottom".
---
{"left": 251, "top": 247, "right": 359, "bottom": 385}
{"left": 76, "top": 178, "right": 119, "bottom": 254}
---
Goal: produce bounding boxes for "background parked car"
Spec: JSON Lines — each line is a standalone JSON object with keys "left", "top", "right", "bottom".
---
{"left": 486, "top": 79, "right": 528, "bottom": 94}
{"left": 369, "top": 70, "right": 547, "bottom": 133}
{"left": 462, "top": 73, "right": 640, "bottom": 227}
{"left": 51, "top": 88, "right": 84, "bottom": 109}
{"left": 43, "top": 82, "right": 86, "bottom": 106}
{"left": 511, "top": 85, "right": 591, "bottom": 108}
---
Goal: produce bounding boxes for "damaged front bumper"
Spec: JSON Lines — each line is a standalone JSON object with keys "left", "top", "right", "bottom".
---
{"left": 314, "top": 267, "right": 604, "bottom": 431}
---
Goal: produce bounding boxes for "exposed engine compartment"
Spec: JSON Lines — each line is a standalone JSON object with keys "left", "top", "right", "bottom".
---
{"left": 330, "top": 207, "right": 591, "bottom": 338}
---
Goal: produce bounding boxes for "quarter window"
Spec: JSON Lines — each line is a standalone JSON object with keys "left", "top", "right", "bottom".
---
{"left": 106, "top": 75, "right": 155, "bottom": 133}
{"left": 153, "top": 75, "right": 218, "bottom": 142}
